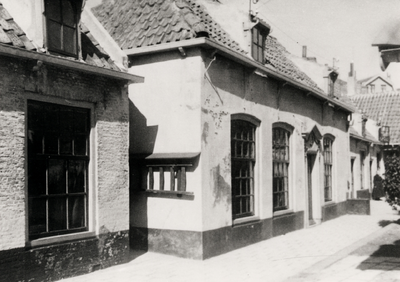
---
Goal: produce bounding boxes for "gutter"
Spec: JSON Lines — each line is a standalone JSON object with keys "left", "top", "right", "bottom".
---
{"left": 0, "top": 44, "right": 144, "bottom": 84}
{"left": 349, "top": 133, "right": 381, "bottom": 145}
{"left": 125, "top": 38, "right": 353, "bottom": 113}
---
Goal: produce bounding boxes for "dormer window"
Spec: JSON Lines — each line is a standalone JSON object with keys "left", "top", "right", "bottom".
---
{"left": 45, "top": 0, "right": 81, "bottom": 57}
{"left": 251, "top": 27, "right": 266, "bottom": 63}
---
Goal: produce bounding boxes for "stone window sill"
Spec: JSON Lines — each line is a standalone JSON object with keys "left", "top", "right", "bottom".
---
{"left": 273, "top": 209, "right": 294, "bottom": 217}
{"left": 143, "top": 190, "right": 194, "bottom": 200}
{"left": 233, "top": 215, "right": 260, "bottom": 226}
{"left": 27, "top": 231, "right": 96, "bottom": 248}
{"left": 324, "top": 201, "right": 336, "bottom": 206}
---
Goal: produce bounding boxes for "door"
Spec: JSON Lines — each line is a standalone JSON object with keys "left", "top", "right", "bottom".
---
{"left": 307, "top": 154, "right": 316, "bottom": 226}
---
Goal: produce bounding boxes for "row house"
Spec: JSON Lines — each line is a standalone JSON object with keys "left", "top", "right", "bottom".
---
{"left": 0, "top": 0, "right": 143, "bottom": 281}
{"left": 90, "top": 0, "right": 368, "bottom": 260}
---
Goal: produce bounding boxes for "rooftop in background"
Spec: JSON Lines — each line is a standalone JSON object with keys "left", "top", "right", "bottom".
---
{"left": 350, "top": 92, "right": 400, "bottom": 145}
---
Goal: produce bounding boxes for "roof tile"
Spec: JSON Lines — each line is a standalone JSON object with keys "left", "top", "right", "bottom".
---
{"left": 350, "top": 92, "right": 400, "bottom": 144}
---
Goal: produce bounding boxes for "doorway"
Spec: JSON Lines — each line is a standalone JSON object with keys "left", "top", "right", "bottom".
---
{"left": 307, "top": 154, "right": 316, "bottom": 226}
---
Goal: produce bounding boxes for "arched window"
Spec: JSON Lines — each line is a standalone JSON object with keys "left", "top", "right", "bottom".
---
{"left": 231, "top": 116, "right": 259, "bottom": 219}
{"left": 323, "top": 136, "right": 334, "bottom": 202}
{"left": 273, "top": 126, "right": 291, "bottom": 211}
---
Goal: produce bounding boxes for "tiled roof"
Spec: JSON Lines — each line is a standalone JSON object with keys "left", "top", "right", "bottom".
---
{"left": 0, "top": 2, "right": 120, "bottom": 71}
{"left": 92, "top": 0, "right": 245, "bottom": 53}
{"left": 350, "top": 92, "right": 400, "bottom": 144}
{"left": 80, "top": 23, "right": 121, "bottom": 71}
{"left": 0, "top": 3, "right": 36, "bottom": 50}
{"left": 265, "top": 36, "right": 321, "bottom": 91}
{"left": 93, "top": 0, "right": 323, "bottom": 92}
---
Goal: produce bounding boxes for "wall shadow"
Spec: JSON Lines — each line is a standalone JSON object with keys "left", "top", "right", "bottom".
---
{"left": 128, "top": 100, "right": 158, "bottom": 259}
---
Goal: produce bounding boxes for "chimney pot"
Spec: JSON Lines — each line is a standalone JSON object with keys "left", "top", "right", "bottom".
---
{"left": 302, "top": 46, "right": 307, "bottom": 58}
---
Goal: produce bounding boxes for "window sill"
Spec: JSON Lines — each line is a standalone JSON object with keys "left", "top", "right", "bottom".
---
{"left": 142, "top": 189, "right": 194, "bottom": 200}
{"left": 27, "top": 231, "right": 96, "bottom": 248}
{"left": 273, "top": 209, "right": 294, "bottom": 217}
{"left": 233, "top": 215, "right": 260, "bottom": 226}
{"left": 324, "top": 201, "right": 336, "bottom": 206}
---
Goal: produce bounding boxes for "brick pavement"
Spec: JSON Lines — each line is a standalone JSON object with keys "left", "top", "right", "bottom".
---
{"left": 59, "top": 200, "right": 400, "bottom": 282}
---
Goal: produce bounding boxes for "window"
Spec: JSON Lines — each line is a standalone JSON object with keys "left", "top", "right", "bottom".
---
{"left": 323, "top": 138, "right": 333, "bottom": 202}
{"left": 251, "top": 27, "right": 266, "bottom": 63}
{"left": 231, "top": 120, "right": 256, "bottom": 219}
{"left": 28, "top": 100, "right": 90, "bottom": 239}
{"left": 371, "top": 85, "right": 375, "bottom": 93}
{"left": 45, "top": 0, "right": 80, "bottom": 56}
{"left": 381, "top": 85, "right": 386, "bottom": 92}
{"left": 360, "top": 151, "right": 365, "bottom": 189}
{"left": 273, "top": 128, "right": 290, "bottom": 211}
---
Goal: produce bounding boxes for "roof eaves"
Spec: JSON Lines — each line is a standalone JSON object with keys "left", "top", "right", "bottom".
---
{"left": 125, "top": 38, "right": 354, "bottom": 113}
{"left": 0, "top": 43, "right": 143, "bottom": 83}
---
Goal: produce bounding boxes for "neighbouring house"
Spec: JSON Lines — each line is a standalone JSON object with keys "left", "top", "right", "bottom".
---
{"left": 348, "top": 111, "right": 383, "bottom": 199}
{"left": 350, "top": 92, "right": 400, "bottom": 157}
{"left": 357, "top": 74, "right": 394, "bottom": 94}
{"left": 90, "top": 0, "right": 369, "bottom": 260}
{"left": 0, "top": 0, "right": 143, "bottom": 281}
{"left": 291, "top": 52, "right": 385, "bottom": 201}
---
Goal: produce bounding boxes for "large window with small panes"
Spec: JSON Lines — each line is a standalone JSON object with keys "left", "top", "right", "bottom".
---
{"left": 231, "top": 119, "right": 257, "bottom": 219}
{"left": 45, "top": 0, "right": 81, "bottom": 57}
{"left": 323, "top": 137, "right": 333, "bottom": 202}
{"left": 251, "top": 27, "right": 266, "bottom": 63}
{"left": 28, "top": 100, "right": 90, "bottom": 239}
{"left": 273, "top": 127, "right": 290, "bottom": 211}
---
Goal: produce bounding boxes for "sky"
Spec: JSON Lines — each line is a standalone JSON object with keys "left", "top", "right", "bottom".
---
{"left": 86, "top": 0, "right": 400, "bottom": 84}
{"left": 242, "top": 0, "right": 400, "bottom": 81}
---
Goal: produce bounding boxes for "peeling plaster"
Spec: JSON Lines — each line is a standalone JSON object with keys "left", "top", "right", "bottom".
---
{"left": 211, "top": 165, "right": 231, "bottom": 211}
{"left": 202, "top": 122, "right": 209, "bottom": 145}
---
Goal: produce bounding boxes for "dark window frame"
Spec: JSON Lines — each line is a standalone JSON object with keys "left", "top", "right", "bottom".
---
{"left": 251, "top": 26, "right": 266, "bottom": 64}
{"left": 231, "top": 115, "right": 260, "bottom": 220}
{"left": 272, "top": 127, "right": 291, "bottom": 211}
{"left": 323, "top": 137, "right": 334, "bottom": 202}
{"left": 28, "top": 100, "right": 90, "bottom": 240}
{"left": 44, "top": 0, "right": 80, "bottom": 57}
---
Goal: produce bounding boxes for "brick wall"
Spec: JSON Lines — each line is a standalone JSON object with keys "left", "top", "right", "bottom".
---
{"left": 0, "top": 55, "right": 130, "bottom": 280}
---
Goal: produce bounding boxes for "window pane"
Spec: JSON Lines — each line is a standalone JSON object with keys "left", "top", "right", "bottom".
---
{"left": 29, "top": 198, "right": 47, "bottom": 234}
{"left": 63, "top": 26, "right": 77, "bottom": 55}
{"left": 69, "top": 196, "right": 85, "bottom": 228}
{"left": 45, "top": 133, "right": 59, "bottom": 154}
{"left": 60, "top": 133, "right": 72, "bottom": 155}
{"left": 47, "top": 20, "right": 62, "bottom": 51}
{"left": 60, "top": 108, "right": 74, "bottom": 132}
{"left": 28, "top": 131, "right": 43, "bottom": 155}
{"left": 46, "top": 105, "right": 59, "bottom": 131}
{"left": 74, "top": 135, "right": 87, "bottom": 156}
{"left": 45, "top": 0, "right": 61, "bottom": 21}
{"left": 69, "top": 160, "right": 86, "bottom": 193}
{"left": 74, "top": 110, "right": 89, "bottom": 133}
{"left": 48, "top": 197, "right": 66, "bottom": 231}
{"left": 28, "top": 159, "right": 46, "bottom": 196}
{"left": 48, "top": 159, "right": 66, "bottom": 194}
{"left": 62, "top": 0, "right": 76, "bottom": 27}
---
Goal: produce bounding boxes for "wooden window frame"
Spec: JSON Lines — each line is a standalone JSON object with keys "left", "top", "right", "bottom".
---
{"left": 251, "top": 26, "right": 266, "bottom": 64}
{"left": 44, "top": 0, "right": 80, "bottom": 57}
{"left": 231, "top": 115, "right": 260, "bottom": 220}
{"left": 27, "top": 100, "right": 90, "bottom": 240}
{"left": 323, "top": 137, "right": 334, "bottom": 202}
{"left": 272, "top": 127, "right": 291, "bottom": 211}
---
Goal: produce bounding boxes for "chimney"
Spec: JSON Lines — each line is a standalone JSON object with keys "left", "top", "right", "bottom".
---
{"left": 302, "top": 46, "right": 307, "bottom": 58}
{"left": 347, "top": 62, "right": 357, "bottom": 96}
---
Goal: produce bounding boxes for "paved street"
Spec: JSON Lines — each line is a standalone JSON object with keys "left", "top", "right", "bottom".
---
{"left": 59, "top": 200, "right": 400, "bottom": 282}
